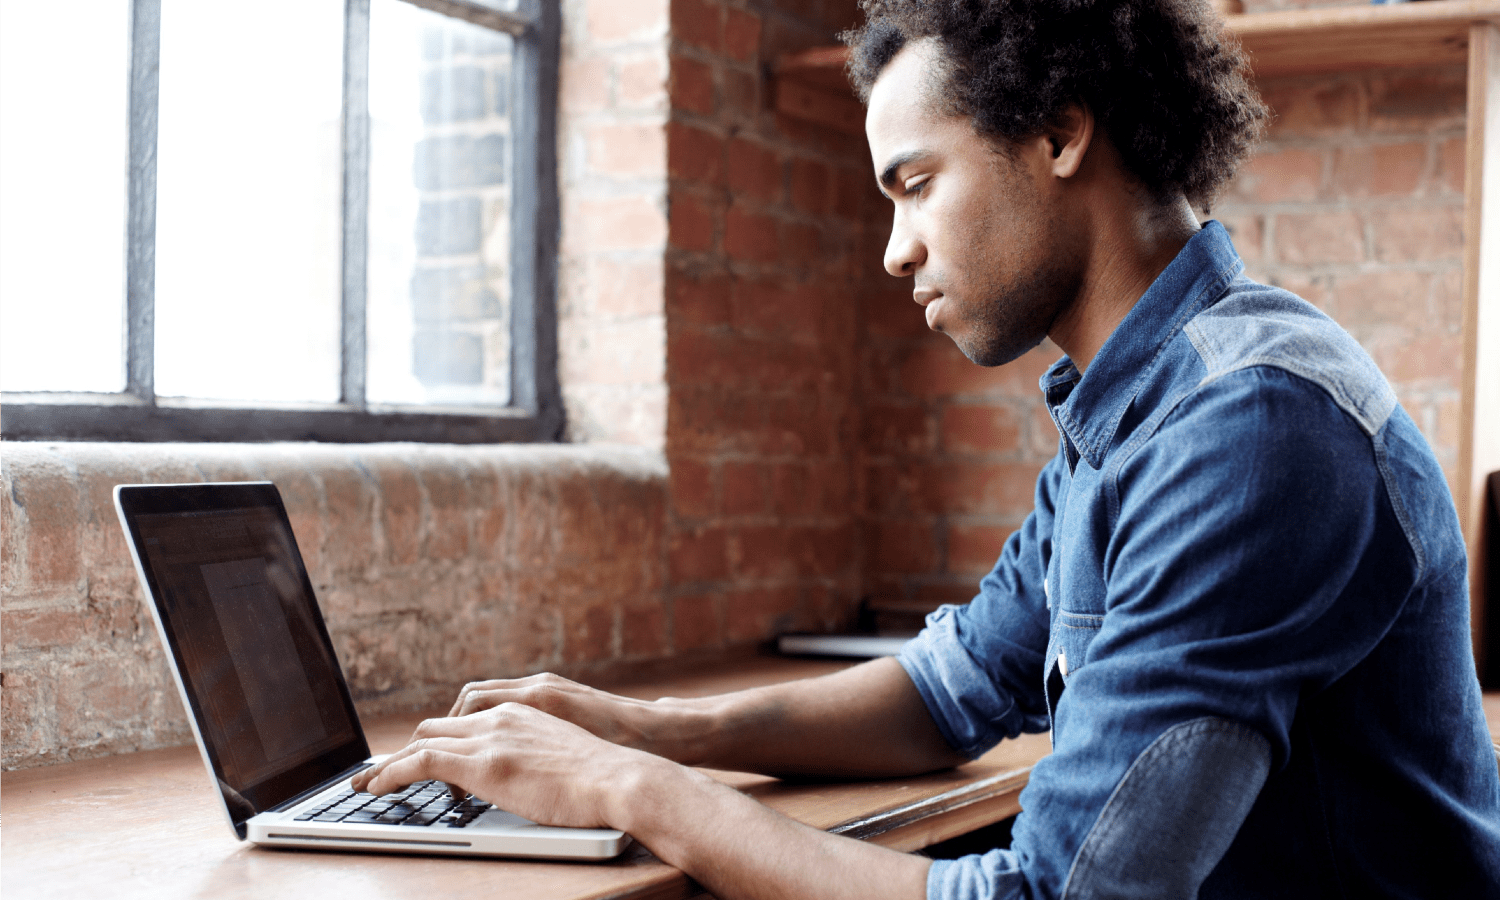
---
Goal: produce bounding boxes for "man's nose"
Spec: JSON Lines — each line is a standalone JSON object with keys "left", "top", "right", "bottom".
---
{"left": 884, "top": 213, "right": 924, "bottom": 277}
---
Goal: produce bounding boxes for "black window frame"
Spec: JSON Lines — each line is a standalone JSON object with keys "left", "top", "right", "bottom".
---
{"left": 0, "top": 0, "right": 561, "bottom": 444}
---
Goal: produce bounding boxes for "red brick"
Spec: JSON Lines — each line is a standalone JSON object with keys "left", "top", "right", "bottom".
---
{"left": 790, "top": 157, "right": 835, "bottom": 215}
{"left": 731, "top": 524, "right": 854, "bottom": 580}
{"left": 419, "top": 463, "right": 471, "bottom": 563}
{"left": 1331, "top": 142, "right": 1427, "bottom": 198}
{"left": 1, "top": 669, "right": 49, "bottom": 764}
{"left": 720, "top": 461, "right": 765, "bottom": 516}
{"left": 724, "top": 586, "right": 799, "bottom": 643}
{"left": 594, "top": 257, "right": 664, "bottom": 318}
{"left": 669, "top": 193, "right": 717, "bottom": 253}
{"left": 668, "top": 329, "right": 828, "bottom": 390}
{"left": 1235, "top": 148, "right": 1322, "bottom": 203}
{"left": 916, "top": 582, "right": 980, "bottom": 607}
{"left": 900, "top": 341, "right": 1050, "bottom": 399}
{"left": 669, "top": 53, "right": 715, "bottom": 117}
{"left": 668, "top": 457, "right": 715, "bottom": 518}
{"left": 860, "top": 282, "right": 929, "bottom": 339}
{"left": 667, "top": 266, "right": 731, "bottom": 325}
{"left": 587, "top": 122, "right": 665, "bottom": 177}
{"left": 1328, "top": 270, "right": 1430, "bottom": 333}
{"left": 862, "top": 403, "right": 935, "bottom": 455}
{"left": 723, "top": 7, "right": 761, "bottom": 62}
{"left": 321, "top": 466, "right": 377, "bottom": 578}
{"left": 835, "top": 166, "right": 880, "bottom": 220}
{"left": 730, "top": 278, "right": 822, "bottom": 341}
{"left": 669, "top": 526, "right": 730, "bottom": 583}
{"left": 14, "top": 459, "right": 81, "bottom": 589}
{"left": 868, "top": 519, "right": 939, "bottom": 575}
{"left": 469, "top": 464, "right": 505, "bottom": 561}
{"left": 948, "top": 524, "right": 1013, "bottom": 574}
{"left": 622, "top": 600, "right": 668, "bottom": 657}
{"left": 1273, "top": 211, "right": 1365, "bottom": 265}
{"left": 562, "top": 602, "right": 616, "bottom": 664}
{"left": 671, "top": 592, "right": 720, "bottom": 650}
{"left": 1028, "top": 402, "right": 1061, "bottom": 458}
{"left": 618, "top": 54, "right": 667, "bottom": 109}
{"left": 1375, "top": 331, "right": 1462, "bottom": 385}
{"left": 1438, "top": 137, "right": 1466, "bottom": 195}
{"left": 1, "top": 468, "right": 24, "bottom": 593}
{"left": 589, "top": 0, "right": 666, "bottom": 42}
{"left": 668, "top": 121, "right": 724, "bottom": 185}
{"left": 1261, "top": 81, "right": 1363, "bottom": 137}
{"left": 369, "top": 459, "right": 421, "bottom": 567}
{"left": 866, "top": 460, "right": 1041, "bottom": 517}
{"left": 560, "top": 55, "right": 610, "bottom": 113}
{"left": 778, "top": 222, "right": 823, "bottom": 270}
{"left": 1217, "top": 214, "right": 1264, "bottom": 265}
{"left": 941, "top": 404, "right": 1023, "bottom": 455}
{"left": 1370, "top": 206, "right": 1463, "bottom": 263}
{"left": 724, "top": 205, "right": 779, "bottom": 262}
{"left": 578, "top": 195, "right": 668, "bottom": 252}
{"left": 721, "top": 69, "right": 760, "bottom": 124}
{"left": 769, "top": 463, "right": 814, "bottom": 517}
{"left": 762, "top": 393, "right": 842, "bottom": 455}
{"left": 1434, "top": 267, "right": 1463, "bottom": 325}
{"left": 671, "top": 0, "right": 721, "bottom": 53}
{"left": 727, "top": 137, "right": 781, "bottom": 202}
{"left": 1369, "top": 70, "right": 1466, "bottom": 133}
{"left": 4, "top": 607, "right": 87, "bottom": 649}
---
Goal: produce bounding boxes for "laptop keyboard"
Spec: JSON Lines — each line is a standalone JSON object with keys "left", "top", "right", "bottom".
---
{"left": 293, "top": 780, "right": 493, "bottom": 828}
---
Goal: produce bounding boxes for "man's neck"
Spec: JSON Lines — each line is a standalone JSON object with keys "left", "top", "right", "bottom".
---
{"left": 1049, "top": 197, "right": 1201, "bottom": 373}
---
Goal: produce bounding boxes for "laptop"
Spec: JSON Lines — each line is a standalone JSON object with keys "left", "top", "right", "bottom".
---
{"left": 115, "top": 481, "right": 631, "bottom": 859}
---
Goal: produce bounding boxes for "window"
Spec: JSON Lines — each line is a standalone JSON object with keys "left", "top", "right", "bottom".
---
{"left": 0, "top": 0, "right": 560, "bottom": 442}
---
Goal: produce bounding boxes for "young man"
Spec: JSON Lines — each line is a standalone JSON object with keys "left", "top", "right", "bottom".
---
{"left": 354, "top": 1, "right": 1500, "bottom": 896}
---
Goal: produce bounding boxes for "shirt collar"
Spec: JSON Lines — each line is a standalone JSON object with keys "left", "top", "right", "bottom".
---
{"left": 1041, "top": 220, "right": 1244, "bottom": 471}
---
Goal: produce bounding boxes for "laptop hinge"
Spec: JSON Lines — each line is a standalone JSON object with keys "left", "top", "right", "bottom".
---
{"left": 267, "top": 761, "right": 373, "bottom": 814}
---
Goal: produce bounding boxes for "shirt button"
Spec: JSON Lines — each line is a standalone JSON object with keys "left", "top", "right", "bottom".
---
{"left": 1058, "top": 650, "right": 1069, "bottom": 677}
{"left": 1043, "top": 578, "right": 1051, "bottom": 600}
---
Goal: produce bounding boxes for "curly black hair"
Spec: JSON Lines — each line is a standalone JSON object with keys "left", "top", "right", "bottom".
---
{"left": 843, "top": 0, "right": 1268, "bottom": 207}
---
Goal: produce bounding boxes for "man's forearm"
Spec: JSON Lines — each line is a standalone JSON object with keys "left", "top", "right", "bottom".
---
{"left": 610, "top": 752, "right": 932, "bottom": 900}
{"left": 661, "top": 657, "right": 968, "bottom": 778}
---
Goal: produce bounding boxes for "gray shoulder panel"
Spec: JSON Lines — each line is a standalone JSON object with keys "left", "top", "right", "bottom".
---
{"left": 1061, "top": 717, "right": 1271, "bottom": 900}
{"left": 1184, "top": 284, "right": 1396, "bottom": 436}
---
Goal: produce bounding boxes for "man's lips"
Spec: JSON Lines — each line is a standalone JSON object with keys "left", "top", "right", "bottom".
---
{"left": 914, "top": 288, "right": 944, "bottom": 329}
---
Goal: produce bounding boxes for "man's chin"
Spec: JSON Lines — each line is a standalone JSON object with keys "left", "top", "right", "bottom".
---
{"left": 954, "top": 334, "right": 1039, "bottom": 368}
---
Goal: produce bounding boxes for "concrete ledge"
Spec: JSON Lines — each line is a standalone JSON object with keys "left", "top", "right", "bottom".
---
{"left": 1, "top": 442, "right": 667, "bottom": 770}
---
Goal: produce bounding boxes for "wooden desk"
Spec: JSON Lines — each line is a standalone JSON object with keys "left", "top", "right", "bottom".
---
{"left": 0, "top": 657, "right": 1050, "bottom": 900}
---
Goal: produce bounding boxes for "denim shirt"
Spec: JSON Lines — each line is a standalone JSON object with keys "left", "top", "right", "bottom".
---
{"left": 900, "top": 222, "right": 1500, "bottom": 899}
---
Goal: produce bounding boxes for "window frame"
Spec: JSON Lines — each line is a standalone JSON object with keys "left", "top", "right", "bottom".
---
{"left": 0, "top": 0, "right": 561, "bottom": 444}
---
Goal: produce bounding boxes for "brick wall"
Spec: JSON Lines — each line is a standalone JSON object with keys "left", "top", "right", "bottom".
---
{"left": 661, "top": 0, "right": 875, "bottom": 648}
{"left": 1, "top": 443, "right": 666, "bottom": 769}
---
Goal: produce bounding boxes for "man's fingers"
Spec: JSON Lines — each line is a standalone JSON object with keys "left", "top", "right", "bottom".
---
{"left": 359, "top": 737, "right": 477, "bottom": 796}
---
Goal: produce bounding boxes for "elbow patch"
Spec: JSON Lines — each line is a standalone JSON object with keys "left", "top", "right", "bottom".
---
{"left": 1062, "top": 717, "right": 1271, "bottom": 900}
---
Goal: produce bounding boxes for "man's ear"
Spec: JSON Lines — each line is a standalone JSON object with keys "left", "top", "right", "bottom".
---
{"left": 1045, "top": 103, "right": 1094, "bottom": 180}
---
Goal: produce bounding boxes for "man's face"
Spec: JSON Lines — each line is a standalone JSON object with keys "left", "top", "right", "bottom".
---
{"left": 867, "top": 40, "right": 1080, "bottom": 367}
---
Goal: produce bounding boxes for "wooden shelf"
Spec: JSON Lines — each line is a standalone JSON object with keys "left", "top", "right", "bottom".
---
{"left": 774, "top": 0, "right": 1500, "bottom": 132}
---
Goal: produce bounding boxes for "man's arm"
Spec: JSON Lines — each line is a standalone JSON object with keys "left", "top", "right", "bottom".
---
{"left": 350, "top": 695, "right": 932, "bottom": 900}
{"left": 439, "top": 655, "right": 969, "bottom": 778}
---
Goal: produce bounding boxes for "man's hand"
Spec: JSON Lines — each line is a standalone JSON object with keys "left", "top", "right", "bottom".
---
{"left": 349, "top": 701, "right": 655, "bottom": 829}
{"left": 435, "top": 658, "right": 967, "bottom": 779}
{"left": 442, "top": 673, "right": 702, "bottom": 763}
{"left": 348, "top": 696, "right": 932, "bottom": 900}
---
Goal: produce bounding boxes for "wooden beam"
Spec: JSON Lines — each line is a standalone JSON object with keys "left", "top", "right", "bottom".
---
{"left": 1233, "top": 0, "right": 1498, "bottom": 78}
{"left": 1461, "top": 22, "right": 1500, "bottom": 670}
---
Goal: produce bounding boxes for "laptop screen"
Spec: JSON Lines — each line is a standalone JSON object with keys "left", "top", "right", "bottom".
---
{"left": 119, "top": 483, "right": 368, "bottom": 827}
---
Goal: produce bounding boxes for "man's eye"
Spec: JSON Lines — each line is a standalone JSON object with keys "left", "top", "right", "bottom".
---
{"left": 905, "top": 177, "right": 930, "bottom": 196}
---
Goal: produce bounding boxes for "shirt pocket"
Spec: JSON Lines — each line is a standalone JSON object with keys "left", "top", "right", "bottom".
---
{"left": 1046, "top": 610, "right": 1104, "bottom": 731}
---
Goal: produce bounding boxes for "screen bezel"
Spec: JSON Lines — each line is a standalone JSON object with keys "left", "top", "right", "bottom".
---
{"left": 116, "top": 482, "right": 371, "bottom": 836}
